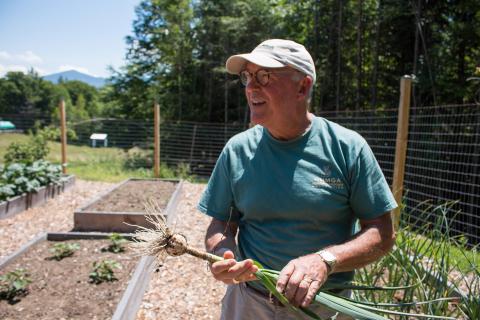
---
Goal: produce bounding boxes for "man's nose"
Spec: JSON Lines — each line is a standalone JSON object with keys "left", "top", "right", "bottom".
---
{"left": 246, "top": 77, "right": 261, "bottom": 91}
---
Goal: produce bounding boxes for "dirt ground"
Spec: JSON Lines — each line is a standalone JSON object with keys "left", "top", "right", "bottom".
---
{"left": 0, "top": 180, "right": 225, "bottom": 320}
{"left": 0, "top": 239, "right": 138, "bottom": 320}
{"left": 86, "top": 180, "right": 178, "bottom": 213}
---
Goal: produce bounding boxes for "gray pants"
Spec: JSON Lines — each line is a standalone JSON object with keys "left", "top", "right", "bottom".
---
{"left": 220, "top": 283, "right": 354, "bottom": 320}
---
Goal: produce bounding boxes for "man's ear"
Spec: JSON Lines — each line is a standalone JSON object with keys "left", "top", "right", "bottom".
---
{"left": 298, "top": 76, "right": 313, "bottom": 98}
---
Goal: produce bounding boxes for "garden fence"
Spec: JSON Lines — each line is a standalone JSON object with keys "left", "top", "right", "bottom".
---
{"left": 317, "top": 104, "right": 480, "bottom": 246}
{"left": 1, "top": 102, "right": 479, "bottom": 245}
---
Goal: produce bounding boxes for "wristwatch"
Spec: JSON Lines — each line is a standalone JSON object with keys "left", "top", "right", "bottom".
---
{"left": 316, "top": 250, "right": 337, "bottom": 275}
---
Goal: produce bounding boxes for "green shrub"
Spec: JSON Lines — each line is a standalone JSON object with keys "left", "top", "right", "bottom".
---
{"left": 123, "top": 147, "right": 153, "bottom": 169}
{"left": 4, "top": 134, "right": 49, "bottom": 165}
{"left": 35, "top": 124, "right": 78, "bottom": 142}
{"left": 174, "top": 162, "right": 191, "bottom": 180}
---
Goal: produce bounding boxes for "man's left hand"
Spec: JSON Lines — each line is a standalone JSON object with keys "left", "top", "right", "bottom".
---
{"left": 275, "top": 254, "right": 329, "bottom": 308}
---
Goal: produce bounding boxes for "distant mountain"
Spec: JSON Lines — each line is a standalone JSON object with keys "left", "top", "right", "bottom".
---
{"left": 43, "top": 70, "right": 106, "bottom": 88}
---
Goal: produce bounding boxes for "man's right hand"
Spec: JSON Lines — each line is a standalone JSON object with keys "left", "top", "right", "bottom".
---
{"left": 210, "top": 250, "right": 258, "bottom": 284}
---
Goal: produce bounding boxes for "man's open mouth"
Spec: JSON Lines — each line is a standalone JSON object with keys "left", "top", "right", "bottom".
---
{"left": 251, "top": 99, "right": 266, "bottom": 106}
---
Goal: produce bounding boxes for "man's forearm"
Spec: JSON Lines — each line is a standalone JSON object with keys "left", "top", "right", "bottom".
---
{"left": 323, "top": 213, "right": 395, "bottom": 273}
{"left": 205, "top": 218, "right": 238, "bottom": 255}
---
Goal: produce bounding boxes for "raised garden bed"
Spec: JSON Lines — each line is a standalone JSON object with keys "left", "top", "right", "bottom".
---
{"left": 74, "top": 178, "right": 183, "bottom": 233}
{"left": 0, "top": 232, "right": 155, "bottom": 320}
{"left": 0, "top": 175, "right": 76, "bottom": 220}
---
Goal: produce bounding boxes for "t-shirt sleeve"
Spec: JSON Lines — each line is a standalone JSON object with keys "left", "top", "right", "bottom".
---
{"left": 197, "top": 149, "right": 238, "bottom": 222}
{"left": 349, "top": 142, "right": 398, "bottom": 219}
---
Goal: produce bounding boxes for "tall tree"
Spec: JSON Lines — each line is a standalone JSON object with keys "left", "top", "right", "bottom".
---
{"left": 111, "top": 0, "right": 194, "bottom": 120}
{"left": 103, "top": 0, "right": 480, "bottom": 121}
{"left": 356, "top": 0, "right": 363, "bottom": 111}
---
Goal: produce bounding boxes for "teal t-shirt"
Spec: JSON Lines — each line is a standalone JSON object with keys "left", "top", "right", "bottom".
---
{"left": 198, "top": 116, "right": 397, "bottom": 287}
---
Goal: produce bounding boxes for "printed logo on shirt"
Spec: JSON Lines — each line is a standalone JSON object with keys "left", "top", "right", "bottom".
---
{"left": 312, "top": 165, "right": 345, "bottom": 189}
{"left": 323, "top": 165, "right": 332, "bottom": 177}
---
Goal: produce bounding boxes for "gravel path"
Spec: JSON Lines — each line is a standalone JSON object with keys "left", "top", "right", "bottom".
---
{"left": 0, "top": 179, "right": 225, "bottom": 319}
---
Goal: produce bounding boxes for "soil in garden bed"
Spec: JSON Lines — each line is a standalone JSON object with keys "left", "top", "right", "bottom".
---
{"left": 0, "top": 239, "right": 138, "bottom": 320}
{"left": 86, "top": 180, "right": 177, "bottom": 212}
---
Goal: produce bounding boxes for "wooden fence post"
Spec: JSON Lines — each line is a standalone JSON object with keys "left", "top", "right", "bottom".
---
{"left": 391, "top": 75, "right": 413, "bottom": 230}
{"left": 154, "top": 102, "right": 160, "bottom": 178}
{"left": 59, "top": 99, "right": 67, "bottom": 174}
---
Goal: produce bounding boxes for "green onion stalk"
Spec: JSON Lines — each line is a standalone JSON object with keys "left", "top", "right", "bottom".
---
{"left": 130, "top": 201, "right": 458, "bottom": 320}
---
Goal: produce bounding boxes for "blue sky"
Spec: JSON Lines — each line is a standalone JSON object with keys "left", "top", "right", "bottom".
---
{"left": 0, "top": 0, "right": 140, "bottom": 78}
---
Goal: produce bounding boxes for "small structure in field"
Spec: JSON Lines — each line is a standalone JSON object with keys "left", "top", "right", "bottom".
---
{"left": 90, "top": 133, "right": 108, "bottom": 147}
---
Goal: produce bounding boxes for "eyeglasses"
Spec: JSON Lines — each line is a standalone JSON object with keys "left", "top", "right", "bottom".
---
{"left": 239, "top": 69, "right": 299, "bottom": 86}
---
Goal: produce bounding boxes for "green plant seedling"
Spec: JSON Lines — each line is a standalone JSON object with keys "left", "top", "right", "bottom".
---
{"left": 89, "top": 260, "right": 122, "bottom": 284}
{"left": 47, "top": 242, "right": 80, "bottom": 261}
{"left": 0, "top": 268, "right": 32, "bottom": 304}
{"left": 102, "top": 233, "right": 127, "bottom": 253}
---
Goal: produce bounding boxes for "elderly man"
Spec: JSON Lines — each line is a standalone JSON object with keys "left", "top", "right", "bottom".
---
{"left": 198, "top": 39, "right": 397, "bottom": 320}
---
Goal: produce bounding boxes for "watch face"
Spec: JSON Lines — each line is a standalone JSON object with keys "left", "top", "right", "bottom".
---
{"left": 320, "top": 250, "right": 337, "bottom": 266}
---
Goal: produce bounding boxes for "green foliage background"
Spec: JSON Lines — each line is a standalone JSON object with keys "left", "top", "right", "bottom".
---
{"left": 1, "top": 0, "right": 479, "bottom": 123}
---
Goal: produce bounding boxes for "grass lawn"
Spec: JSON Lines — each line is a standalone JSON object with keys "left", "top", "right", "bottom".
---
{"left": 0, "top": 133, "right": 173, "bottom": 182}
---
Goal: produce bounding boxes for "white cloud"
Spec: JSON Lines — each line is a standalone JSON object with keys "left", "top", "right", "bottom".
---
{"left": 0, "top": 64, "right": 47, "bottom": 77}
{"left": 31, "top": 67, "right": 47, "bottom": 76}
{"left": 0, "top": 50, "right": 42, "bottom": 63}
{"left": 0, "top": 64, "right": 28, "bottom": 75}
{"left": 58, "top": 65, "right": 96, "bottom": 76}
{"left": 0, "top": 51, "right": 45, "bottom": 76}
{"left": 17, "top": 50, "right": 42, "bottom": 63}
{"left": 0, "top": 51, "right": 11, "bottom": 60}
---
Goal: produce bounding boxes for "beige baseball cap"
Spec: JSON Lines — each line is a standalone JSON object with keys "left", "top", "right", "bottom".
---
{"left": 226, "top": 39, "right": 316, "bottom": 84}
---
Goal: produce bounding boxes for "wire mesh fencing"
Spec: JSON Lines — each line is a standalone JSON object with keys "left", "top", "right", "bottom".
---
{"left": 0, "top": 113, "right": 50, "bottom": 132}
{"left": 1, "top": 103, "right": 479, "bottom": 245}
{"left": 316, "top": 109, "right": 399, "bottom": 187}
{"left": 319, "top": 104, "right": 480, "bottom": 246}
{"left": 68, "top": 119, "right": 246, "bottom": 177}
{"left": 402, "top": 104, "right": 480, "bottom": 245}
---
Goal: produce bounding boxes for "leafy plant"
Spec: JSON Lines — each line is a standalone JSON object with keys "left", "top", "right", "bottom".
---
{"left": 88, "top": 260, "right": 121, "bottom": 284}
{"left": 102, "top": 233, "right": 127, "bottom": 253}
{"left": 47, "top": 242, "right": 80, "bottom": 261}
{"left": 174, "top": 162, "right": 191, "bottom": 180}
{"left": 0, "top": 160, "right": 63, "bottom": 201}
{"left": 0, "top": 268, "right": 32, "bottom": 304}
{"left": 4, "top": 134, "right": 48, "bottom": 165}
{"left": 0, "top": 184, "right": 15, "bottom": 201}
{"left": 123, "top": 147, "right": 153, "bottom": 169}
{"left": 454, "top": 245, "right": 480, "bottom": 320}
{"left": 355, "top": 202, "right": 473, "bottom": 319}
{"left": 33, "top": 123, "right": 78, "bottom": 142}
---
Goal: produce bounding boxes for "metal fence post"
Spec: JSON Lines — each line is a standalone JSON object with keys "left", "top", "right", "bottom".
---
{"left": 391, "top": 75, "right": 412, "bottom": 230}
{"left": 154, "top": 102, "right": 160, "bottom": 178}
{"left": 59, "top": 99, "right": 67, "bottom": 174}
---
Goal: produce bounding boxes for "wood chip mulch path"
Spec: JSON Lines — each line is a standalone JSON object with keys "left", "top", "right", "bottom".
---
{"left": 136, "top": 182, "right": 225, "bottom": 320}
